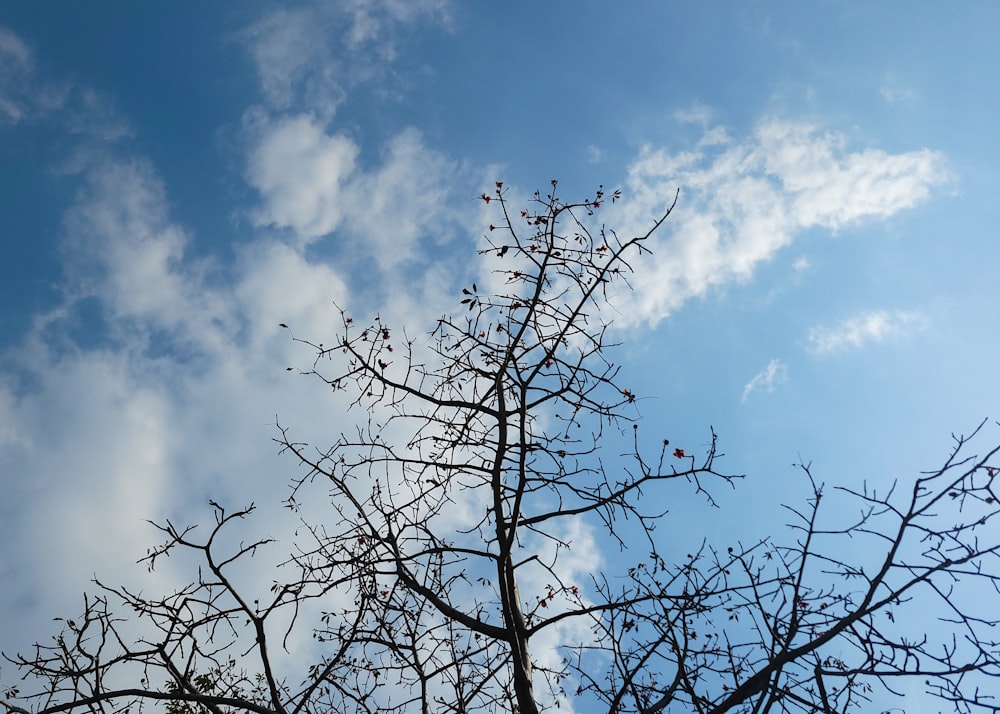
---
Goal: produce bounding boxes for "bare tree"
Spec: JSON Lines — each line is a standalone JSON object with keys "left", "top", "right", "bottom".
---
{"left": 4, "top": 181, "right": 1000, "bottom": 714}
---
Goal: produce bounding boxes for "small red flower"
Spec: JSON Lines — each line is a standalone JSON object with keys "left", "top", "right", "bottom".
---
{"left": 539, "top": 600, "right": 547, "bottom": 608}
{"left": 673, "top": 448, "right": 685, "bottom": 459}
{"left": 481, "top": 193, "right": 491, "bottom": 204}
{"left": 495, "top": 181, "right": 503, "bottom": 189}
{"left": 544, "top": 357, "right": 554, "bottom": 368}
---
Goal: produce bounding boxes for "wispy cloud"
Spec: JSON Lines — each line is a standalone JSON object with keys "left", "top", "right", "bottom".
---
{"left": 342, "top": 0, "right": 452, "bottom": 49}
{"left": 0, "top": 26, "right": 30, "bottom": 63}
{"left": 880, "top": 85, "right": 916, "bottom": 104}
{"left": 0, "top": 26, "right": 32, "bottom": 122}
{"left": 606, "top": 119, "right": 949, "bottom": 326}
{"left": 238, "top": 9, "right": 345, "bottom": 118}
{"left": 0, "top": 25, "right": 130, "bottom": 139}
{"left": 673, "top": 102, "right": 713, "bottom": 125}
{"left": 238, "top": 0, "right": 451, "bottom": 119}
{"left": 807, "top": 309, "right": 925, "bottom": 354}
{"left": 742, "top": 358, "right": 787, "bottom": 401}
{"left": 880, "top": 72, "right": 917, "bottom": 105}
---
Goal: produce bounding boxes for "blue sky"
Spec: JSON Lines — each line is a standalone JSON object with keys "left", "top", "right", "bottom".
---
{"left": 1, "top": 2, "right": 999, "bottom": 709}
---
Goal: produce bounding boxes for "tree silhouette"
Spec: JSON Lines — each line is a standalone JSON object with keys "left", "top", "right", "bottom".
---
{"left": 3, "top": 182, "right": 1000, "bottom": 714}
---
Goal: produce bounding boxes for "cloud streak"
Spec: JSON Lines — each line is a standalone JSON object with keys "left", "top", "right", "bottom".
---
{"left": 742, "top": 358, "right": 788, "bottom": 401}
{"left": 607, "top": 118, "right": 949, "bottom": 326}
{"left": 807, "top": 309, "right": 925, "bottom": 354}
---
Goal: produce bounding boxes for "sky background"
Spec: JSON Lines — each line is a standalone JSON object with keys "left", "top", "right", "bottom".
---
{"left": 1, "top": 2, "right": 999, "bottom": 709}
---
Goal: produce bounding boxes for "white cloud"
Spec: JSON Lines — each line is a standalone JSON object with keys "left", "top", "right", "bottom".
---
{"left": 0, "top": 145, "right": 366, "bottom": 652}
{"left": 606, "top": 119, "right": 949, "bottom": 326}
{"left": 0, "top": 80, "right": 480, "bottom": 654}
{"left": 233, "top": 240, "right": 348, "bottom": 348}
{"left": 742, "top": 358, "right": 788, "bottom": 401}
{"left": 63, "top": 159, "right": 197, "bottom": 315}
{"left": 342, "top": 127, "right": 457, "bottom": 268}
{"left": 247, "top": 114, "right": 360, "bottom": 242}
{"left": 697, "top": 125, "right": 730, "bottom": 147}
{"left": 246, "top": 115, "right": 463, "bottom": 269}
{"left": 238, "top": 1, "right": 451, "bottom": 118}
{"left": 2, "top": 350, "right": 172, "bottom": 572}
{"left": 239, "top": 9, "right": 345, "bottom": 118}
{"left": 756, "top": 121, "right": 945, "bottom": 229}
{"left": 237, "top": 2, "right": 466, "bottom": 272}
{"left": 807, "top": 309, "right": 925, "bottom": 354}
